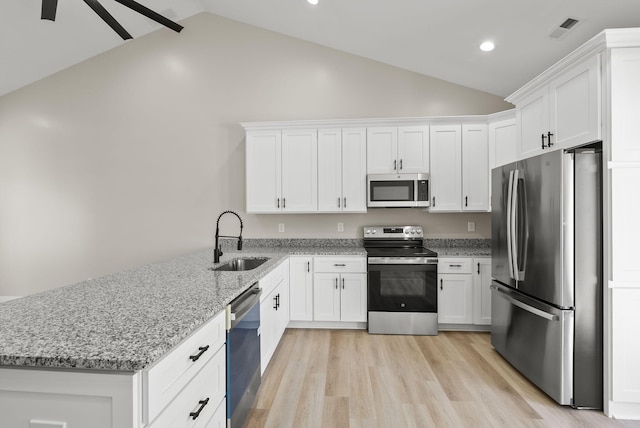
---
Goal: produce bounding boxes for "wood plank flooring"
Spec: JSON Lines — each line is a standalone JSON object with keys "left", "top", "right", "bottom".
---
{"left": 245, "top": 329, "right": 640, "bottom": 428}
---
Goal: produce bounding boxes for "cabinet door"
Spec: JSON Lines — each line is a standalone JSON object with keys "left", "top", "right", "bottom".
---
{"left": 246, "top": 131, "right": 281, "bottom": 213}
{"left": 462, "top": 124, "right": 489, "bottom": 211}
{"left": 516, "top": 88, "right": 549, "bottom": 160}
{"left": 289, "top": 256, "right": 313, "bottom": 321}
{"left": 341, "top": 128, "right": 368, "bottom": 212}
{"left": 282, "top": 129, "right": 318, "bottom": 212}
{"left": 397, "top": 126, "right": 429, "bottom": 173}
{"left": 438, "top": 274, "right": 473, "bottom": 324}
{"left": 473, "top": 257, "right": 492, "bottom": 325}
{"left": 367, "top": 127, "right": 398, "bottom": 174}
{"left": 317, "top": 129, "right": 343, "bottom": 212}
{"left": 313, "top": 273, "right": 341, "bottom": 321}
{"left": 489, "top": 116, "right": 517, "bottom": 169}
{"left": 260, "top": 289, "right": 277, "bottom": 374}
{"left": 549, "top": 54, "right": 601, "bottom": 150}
{"left": 430, "top": 125, "right": 462, "bottom": 212}
{"left": 340, "top": 273, "right": 367, "bottom": 322}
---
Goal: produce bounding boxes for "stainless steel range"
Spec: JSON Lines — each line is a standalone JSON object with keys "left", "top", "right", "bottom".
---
{"left": 364, "top": 226, "right": 438, "bottom": 335}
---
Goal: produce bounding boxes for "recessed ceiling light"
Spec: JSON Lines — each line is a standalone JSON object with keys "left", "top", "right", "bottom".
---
{"left": 480, "top": 41, "right": 495, "bottom": 52}
{"left": 307, "top": 0, "right": 319, "bottom": 5}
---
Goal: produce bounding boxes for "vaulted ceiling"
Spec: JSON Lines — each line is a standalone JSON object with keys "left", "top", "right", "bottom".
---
{"left": 3, "top": 0, "right": 640, "bottom": 98}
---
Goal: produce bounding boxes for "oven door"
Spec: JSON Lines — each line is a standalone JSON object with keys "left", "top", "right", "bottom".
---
{"left": 367, "top": 260, "right": 437, "bottom": 312}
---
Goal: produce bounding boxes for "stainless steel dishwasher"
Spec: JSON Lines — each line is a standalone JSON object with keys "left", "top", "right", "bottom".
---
{"left": 226, "top": 283, "right": 261, "bottom": 428}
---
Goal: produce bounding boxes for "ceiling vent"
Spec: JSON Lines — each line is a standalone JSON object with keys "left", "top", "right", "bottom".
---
{"left": 549, "top": 17, "right": 581, "bottom": 40}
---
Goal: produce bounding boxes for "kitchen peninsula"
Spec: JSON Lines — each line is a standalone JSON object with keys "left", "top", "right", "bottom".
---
{"left": 0, "top": 238, "right": 489, "bottom": 427}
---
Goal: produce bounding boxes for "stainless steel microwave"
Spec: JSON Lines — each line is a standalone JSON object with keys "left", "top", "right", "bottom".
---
{"left": 367, "top": 173, "right": 430, "bottom": 208}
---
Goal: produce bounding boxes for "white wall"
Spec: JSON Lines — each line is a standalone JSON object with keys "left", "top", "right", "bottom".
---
{"left": 0, "top": 13, "right": 510, "bottom": 296}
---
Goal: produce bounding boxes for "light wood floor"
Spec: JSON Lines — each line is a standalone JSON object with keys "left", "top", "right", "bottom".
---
{"left": 245, "top": 329, "right": 640, "bottom": 428}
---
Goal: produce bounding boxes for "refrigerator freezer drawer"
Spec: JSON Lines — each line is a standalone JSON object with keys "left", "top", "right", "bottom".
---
{"left": 491, "top": 283, "right": 574, "bottom": 405}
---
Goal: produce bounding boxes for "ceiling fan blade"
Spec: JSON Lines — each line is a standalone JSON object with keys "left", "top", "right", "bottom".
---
{"left": 41, "top": 0, "right": 58, "bottom": 21}
{"left": 113, "top": 0, "right": 184, "bottom": 33}
{"left": 83, "top": 0, "right": 132, "bottom": 40}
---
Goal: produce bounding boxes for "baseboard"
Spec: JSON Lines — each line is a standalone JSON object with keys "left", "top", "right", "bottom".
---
{"left": 287, "top": 321, "right": 367, "bottom": 330}
{"left": 608, "top": 401, "right": 640, "bottom": 420}
{"left": 0, "top": 296, "right": 20, "bottom": 303}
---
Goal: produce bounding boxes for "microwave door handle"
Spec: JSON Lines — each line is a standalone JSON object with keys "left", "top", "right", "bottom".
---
{"left": 506, "top": 170, "right": 515, "bottom": 280}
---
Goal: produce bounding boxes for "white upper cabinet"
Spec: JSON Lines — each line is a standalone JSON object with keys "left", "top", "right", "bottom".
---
{"left": 281, "top": 129, "right": 318, "bottom": 212}
{"left": 462, "top": 124, "right": 490, "bottom": 211}
{"left": 246, "top": 130, "right": 282, "bottom": 213}
{"left": 318, "top": 128, "right": 367, "bottom": 212}
{"left": 366, "top": 127, "right": 398, "bottom": 174}
{"left": 397, "top": 126, "right": 430, "bottom": 173}
{"left": 429, "top": 125, "right": 462, "bottom": 212}
{"left": 514, "top": 55, "right": 601, "bottom": 160}
{"left": 367, "top": 126, "right": 429, "bottom": 174}
{"left": 246, "top": 129, "right": 317, "bottom": 213}
{"left": 488, "top": 112, "right": 517, "bottom": 169}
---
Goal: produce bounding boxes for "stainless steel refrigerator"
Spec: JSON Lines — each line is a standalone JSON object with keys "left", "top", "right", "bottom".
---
{"left": 491, "top": 143, "right": 603, "bottom": 409}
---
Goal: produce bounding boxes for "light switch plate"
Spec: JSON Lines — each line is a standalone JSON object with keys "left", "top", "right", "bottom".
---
{"left": 467, "top": 221, "right": 476, "bottom": 232}
{"left": 337, "top": 222, "right": 344, "bottom": 232}
{"left": 278, "top": 223, "right": 285, "bottom": 233}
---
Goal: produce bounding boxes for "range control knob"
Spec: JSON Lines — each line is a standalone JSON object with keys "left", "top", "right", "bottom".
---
{"left": 365, "top": 229, "right": 371, "bottom": 234}
{"left": 372, "top": 229, "right": 377, "bottom": 234}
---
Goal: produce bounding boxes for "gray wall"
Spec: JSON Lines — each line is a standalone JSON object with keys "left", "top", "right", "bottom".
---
{"left": 0, "top": 13, "right": 511, "bottom": 296}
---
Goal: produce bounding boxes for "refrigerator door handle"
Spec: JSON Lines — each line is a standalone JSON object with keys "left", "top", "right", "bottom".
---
{"left": 511, "top": 169, "right": 525, "bottom": 281}
{"left": 506, "top": 170, "right": 515, "bottom": 280}
{"left": 491, "top": 284, "right": 559, "bottom": 321}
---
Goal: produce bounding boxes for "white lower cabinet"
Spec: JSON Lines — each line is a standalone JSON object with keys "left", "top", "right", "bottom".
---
{"left": 289, "top": 256, "right": 314, "bottom": 321}
{"left": 259, "top": 259, "right": 290, "bottom": 374}
{"left": 472, "top": 257, "right": 492, "bottom": 325}
{"left": 0, "top": 310, "right": 228, "bottom": 428}
{"left": 145, "top": 310, "right": 227, "bottom": 428}
{"left": 312, "top": 256, "right": 367, "bottom": 323}
{"left": 438, "top": 257, "right": 491, "bottom": 327}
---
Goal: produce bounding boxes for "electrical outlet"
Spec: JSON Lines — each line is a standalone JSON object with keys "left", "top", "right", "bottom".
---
{"left": 467, "top": 221, "right": 476, "bottom": 232}
{"left": 337, "top": 222, "right": 344, "bottom": 232}
{"left": 278, "top": 223, "right": 285, "bottom": 233}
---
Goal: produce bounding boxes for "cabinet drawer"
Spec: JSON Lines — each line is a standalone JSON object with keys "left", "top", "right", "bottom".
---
{"left": 313, "top": 256, "right": 366, "bottom": 273}
{"left": 148, "top": 345, "right": 226, "bottom": 428}
{"left": 145, "top": 310, "right": 226, "bottom": 423}
{"left": 260, "top": 259, "right": 288, "bottom": 298}
{"left": 439, "top": 258, "right": 472, "bottom": 274}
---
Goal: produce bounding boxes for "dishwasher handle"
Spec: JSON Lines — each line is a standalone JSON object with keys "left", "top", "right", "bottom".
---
{"left": 227, "top": 284, "right": 262, "bottom": 330}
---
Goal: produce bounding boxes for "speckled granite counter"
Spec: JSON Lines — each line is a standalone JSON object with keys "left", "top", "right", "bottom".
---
{"left": 425, "top": 239, "right": 492, "bottom": 257}
{"left": 0, "top": 238, "right": 488, "bottom": 372}
{"left": 0, "top": 243, "right": 365, "bottom": 372}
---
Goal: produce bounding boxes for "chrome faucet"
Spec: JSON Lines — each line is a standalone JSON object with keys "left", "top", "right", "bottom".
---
{"left": 214, "top": 210, "right": 243, "bottom": 263}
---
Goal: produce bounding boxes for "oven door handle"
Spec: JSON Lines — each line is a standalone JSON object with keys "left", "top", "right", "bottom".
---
{"left": 368, "top": 257, "right": 437, "bottom": 265}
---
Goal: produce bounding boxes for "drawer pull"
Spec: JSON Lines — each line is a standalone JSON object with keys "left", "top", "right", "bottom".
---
{"left": 189, "top": 397, "right": 210, "bottom": 420}
{"left": 449, "top": 264, "right": 462, "bottom": 268}
{"left": 334, "top": 263, "right": 346, "bottom": 267}
{"left": 189, "top": 345, "right": 210, "bottom": 362}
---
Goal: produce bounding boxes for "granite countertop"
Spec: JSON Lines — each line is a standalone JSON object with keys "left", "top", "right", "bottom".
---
{"left": 0, "top": 238, "right": 486, "bottom": 372}
{"left": 0, "top": 243, "right": 365, "bottom": 372}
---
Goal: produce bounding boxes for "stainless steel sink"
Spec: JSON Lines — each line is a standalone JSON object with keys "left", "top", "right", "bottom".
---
{"left": 212, "top": 257, "right": 269, "bottom": 272}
